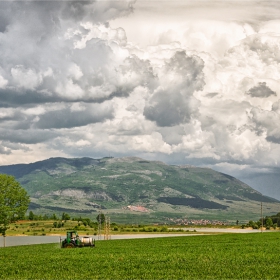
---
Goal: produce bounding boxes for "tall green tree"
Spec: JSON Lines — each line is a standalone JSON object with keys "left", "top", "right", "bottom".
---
{"left": 0, "top": 174, "right": 30, "bottom": 236}
{"left": 28, "top": 211, "right": 35, "bottom": 220}
{"left": 62, "top": 212, "right": 70, "bottom": 221}
{"left": 96, "top": 213, "right": 105, "bottom": 224}
{"left": 265, "top": 218, "right": 273, "bottom": 229}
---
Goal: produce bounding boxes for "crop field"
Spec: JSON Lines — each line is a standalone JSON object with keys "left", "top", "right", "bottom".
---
{"left": 1, "top": 232, "right": 280, "bottom": 279}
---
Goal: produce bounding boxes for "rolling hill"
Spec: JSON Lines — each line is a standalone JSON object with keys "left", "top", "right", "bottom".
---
{"left": 0, "top": 156, "right": 278, "bottom": 224}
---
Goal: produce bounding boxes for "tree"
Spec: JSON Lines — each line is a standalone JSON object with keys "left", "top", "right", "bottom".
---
{"left": 265, "top": 218, "right": 273, "bottom": 230}
{"left": 62, "top": 212, "right": 70, "bottom": 221}
{"left": 96, "top": 213, "right": 105, "bottom": 224}
{"left": 51, "top": 213, "right": 58, "bottom": 220}
{"left": 28, "top": 211, "right": 35, "bottom": 220}
{"left": 0, "top": 174, "right": 30, "bottom": 236}
{"left": 277, "top": 217, "right": 280, "bottom": 227}
{"left": 247, "top": 220, "right": 259, "bottom": 229}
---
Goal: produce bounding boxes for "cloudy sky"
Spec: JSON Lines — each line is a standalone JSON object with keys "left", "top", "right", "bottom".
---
{"left": 1, "top": 0, "right": 280, "bottom": 199}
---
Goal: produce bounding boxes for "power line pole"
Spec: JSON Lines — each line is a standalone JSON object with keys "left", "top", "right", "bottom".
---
{"left": 104, "top": 216, "right": 111, "bottom": 240}
{"left": 261, "top": 201, "right": 263, "bottom": 233}
{"left": 98, "top": 205, "right": 102, "bottom": 240}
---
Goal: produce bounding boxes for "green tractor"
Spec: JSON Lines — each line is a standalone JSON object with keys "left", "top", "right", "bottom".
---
{"left": 61, "top": 231, "right": 95, "bottom": 248}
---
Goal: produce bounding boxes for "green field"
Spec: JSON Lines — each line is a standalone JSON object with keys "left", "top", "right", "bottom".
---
{"left": 1, "top": 232, "right": 280, "bottom": 279}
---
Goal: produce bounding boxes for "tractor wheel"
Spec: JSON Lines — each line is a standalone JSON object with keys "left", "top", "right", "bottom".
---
{"left": 63, "top": 242, "right": 75, "bottom": 248}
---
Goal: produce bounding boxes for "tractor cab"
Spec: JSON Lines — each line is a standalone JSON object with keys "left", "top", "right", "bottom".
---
{"left": 67, "top": 231, "right": 79, "bottom": 241}
{"left": 61, "top": 230, "right": 95, "bottom": 248}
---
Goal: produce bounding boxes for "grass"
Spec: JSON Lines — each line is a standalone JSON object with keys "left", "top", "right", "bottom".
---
{"left": 1, "top": 232, "right": 280, "bottom": 279}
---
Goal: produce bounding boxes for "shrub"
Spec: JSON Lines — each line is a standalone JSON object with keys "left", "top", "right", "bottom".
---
{"left": 160, "top": 226, "right": 168, "bottom": 232}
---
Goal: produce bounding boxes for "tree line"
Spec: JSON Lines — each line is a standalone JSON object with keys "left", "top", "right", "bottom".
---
{"left": 28, "top": 211, "right": 105, "bottom": 224}
{"left": 245, "top": 213, "right": 280, "bottom": 229}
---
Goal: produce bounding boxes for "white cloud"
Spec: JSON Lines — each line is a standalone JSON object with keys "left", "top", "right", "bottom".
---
{"left": 1, "top": 0, "right": 280, "bottom": 198}
{"left": 131, "top": 132, "right": 172, "bottom": 154}
{"left": 55, "top": 79, "right": 84, "bottom": 99}
{"left": 0, "top": 75, "right": 8, "bottom": 89}
{"left": 68, "top": 63, "right": 83, "bottom": 80}
{"left": 11, "top": 66, "right": 42, "bottom": 89}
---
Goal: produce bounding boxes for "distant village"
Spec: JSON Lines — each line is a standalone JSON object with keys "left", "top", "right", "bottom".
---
{"left": 123, "top": 205, "right": 228, "bottom": 225}
{"left": 167, "top": 218, "right": 229, "bottom": 226}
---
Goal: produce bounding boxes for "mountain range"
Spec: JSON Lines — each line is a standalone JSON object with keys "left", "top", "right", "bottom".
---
{"left": 0, "top": 157, "right": 279, "bottom": 224}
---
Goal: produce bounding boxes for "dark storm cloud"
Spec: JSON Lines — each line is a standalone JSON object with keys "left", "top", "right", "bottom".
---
{"left": 0, "top": 108, "right": 36, "bottom": 130}
{"left": 205, "top": 92, "right": 219, "bottom": 98}
{"left": 266, "top": 135, "right": 280, "bottom": 144}
{"left": 144, "top": 89, "right": 199, "bottom": 127}
{"left": 0, "top": 129, "right": 58, "bottom": 144}
{"left": 35, "top": 104, "right": 114, "bottom": 129}
{"left": 0, "top": 1, "right": 12, "bottom": 33}
{"left": 237, "top": 166, "right": 280, "bottom": 200}
{"left": 0, "top": 89, "right": 58, "bottom": 107}
{"left": 246, "top": 82, "right": 277, "bottom": 98}
{"left": 144, "top": 51, "right": 204, "bottom": 127}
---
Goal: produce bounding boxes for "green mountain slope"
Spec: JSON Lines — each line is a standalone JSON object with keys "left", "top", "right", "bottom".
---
{"left": 0, "top": 157, "right": 278, "bottom": 223}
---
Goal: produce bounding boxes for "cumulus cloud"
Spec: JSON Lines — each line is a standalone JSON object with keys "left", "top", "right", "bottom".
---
{"left": 144, "top": 51, "right": 204, "bottom": 127}
{"left": 244, "top": 33, "right": 280, "bottom": 64}
{"left": 0, "top": 0, "right": 136, "bottom": 106}
{"left": 1, "top": 0, "right": 280, "bottom": 199}
{"left": 249, "top": 106, "right": 280, "bottom": 144}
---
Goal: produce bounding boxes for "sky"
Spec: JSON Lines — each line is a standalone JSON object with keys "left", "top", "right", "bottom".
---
{"left": 0, "top": 0, "right": 280, "bottom": 199}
